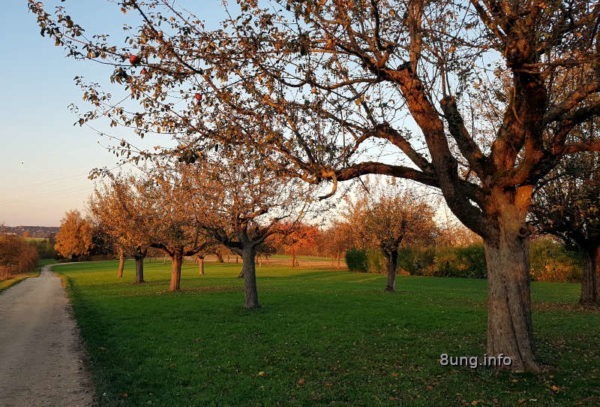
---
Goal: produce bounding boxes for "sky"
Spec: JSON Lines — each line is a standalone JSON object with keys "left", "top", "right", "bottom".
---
{"left": 0, "top": 0, "right": 227, "bottom": 226}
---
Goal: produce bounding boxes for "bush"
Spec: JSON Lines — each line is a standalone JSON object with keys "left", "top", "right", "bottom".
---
{"left": 0, "top": 235, "right": 39, "bottom": 279}
{"left": 366, "top": 249, "right": 386, "bottom": 273}
{"left": 345, "top": 248, "right": 368, "bottom": 272}
{"left": 530, "top": 237, "right": 584, "bottom": 282}
{"left": 398, "top": 247, "right": 436, "bottom": 275}
{"left": 433, "top": 245, "right": 486, "bottom": 279}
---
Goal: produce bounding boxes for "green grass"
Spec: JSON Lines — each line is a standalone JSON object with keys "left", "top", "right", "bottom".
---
{"left": 54, "top": 260, "right": 600, "bottom": 406}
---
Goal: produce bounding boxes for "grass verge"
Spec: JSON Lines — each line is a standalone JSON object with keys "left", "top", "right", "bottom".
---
{"left": 0, "top": 259, "right": 57, "bottom": 293}
{"left": 55, "top": 259, "right": 600, "bottom": 406}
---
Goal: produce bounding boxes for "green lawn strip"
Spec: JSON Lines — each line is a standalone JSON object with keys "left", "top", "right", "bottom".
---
{"left": 54, "top": 260, "right": 600, "bottom": 406}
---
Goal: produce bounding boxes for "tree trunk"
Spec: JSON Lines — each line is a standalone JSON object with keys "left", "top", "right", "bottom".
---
{"left": 241, "top": 245, "right": 260, "bottom": 309}
{"left": 198, "top": 255, "right": 205, "bottom": 276}
{"left": 484, "top": 221, "right": 539, "bottom": 372}
{"left": 169, "top": 249, "right": 183, "bottom": 292}
{"left": 291, "top": 248, "right": 297, "bottom": 268}
{"left": 384, "top": 250, "right": 398, "bottom": 292}
{"left": 134, "top": 254, "right": 145, "bottom": 284}
{"left": 580, "top": 244, "right": 600, "bottom": 305}
{"left": 117, "top": 251, "right": 125, "bottom": 279}
{"left": 215, "top": 251, "right": 224, "bottom": 263}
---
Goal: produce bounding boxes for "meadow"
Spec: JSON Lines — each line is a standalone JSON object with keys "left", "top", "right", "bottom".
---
{"left": 53, "top": 259, "right": 600, "bottom": 406}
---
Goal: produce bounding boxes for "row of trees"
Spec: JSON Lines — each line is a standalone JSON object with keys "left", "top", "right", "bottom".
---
{"left": 31, "top": 0, "right": 599, "bottom": 371}
{"left": 86, "top": 150, "right": 311, "bottom": 308}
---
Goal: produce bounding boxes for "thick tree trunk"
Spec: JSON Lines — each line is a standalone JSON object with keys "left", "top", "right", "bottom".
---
{"left": 117, "top": 251, "right": 125, "bottom": 279}
{"left": 134, "top": 254, "right": 145, "bottom": 284}
{"left": 169, "top": 249, "right": 184, "bottom": 292}
{"left": 580, "top": 244, "right": 600, "bottom": 305}
{"left": 197, "top": 255, "right": 205, "bottom": 276}
{"left": 384, "top": 250, "right": 398, "bottom": 292}
{"left": 484, "top": 224, "right": 539, "bottom": 372}
{"left": 241, "top": 246, "right": 260, "bottom": 309}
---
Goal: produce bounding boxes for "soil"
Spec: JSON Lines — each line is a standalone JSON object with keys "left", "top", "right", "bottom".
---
{"left": 0, "top": 265, "right": 95, "bottom": 406}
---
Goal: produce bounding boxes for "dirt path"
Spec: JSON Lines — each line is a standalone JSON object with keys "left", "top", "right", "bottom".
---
{"left": 0, "top": 265, "right": 94, "bottom": 406}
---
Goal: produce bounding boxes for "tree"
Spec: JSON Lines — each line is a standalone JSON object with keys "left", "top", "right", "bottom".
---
{"left": 183, "top": 149, "right": 311, "bottom": 309}
{"left": 358, "top": 183, "right": 437, "bottom": 292}
{"left": 145, "top": 166, "right": 216, "bottom": 292}
{"left": 90, "top": 176, "right": 156, "bottom": 283}
{"left": 271, "top": 222, "right": 320, "bottom": 267}
{"left": 55, "top": 210, "right": 93, "bottom": 261}
{"left": 30, "top": 0, "right": 600, "bottom": 371}
{"left": 531, "top": 149, "right": 600, "bottom": 305}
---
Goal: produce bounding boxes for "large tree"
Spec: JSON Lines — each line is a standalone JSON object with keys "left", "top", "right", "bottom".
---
{"left": 30, "top": 0, "right": 600, "bottom": 371}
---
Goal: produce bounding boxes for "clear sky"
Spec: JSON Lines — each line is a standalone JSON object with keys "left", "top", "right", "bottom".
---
{"left": 0, "top": 1, "right": 227, "bottom": 226}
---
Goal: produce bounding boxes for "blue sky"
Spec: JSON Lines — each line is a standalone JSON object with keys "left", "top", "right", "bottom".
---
{"left": 0, "top": 1, "right": 227, "bottom": 226}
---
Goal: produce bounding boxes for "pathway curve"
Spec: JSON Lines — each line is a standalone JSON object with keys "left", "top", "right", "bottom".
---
{"left": 0, "top": 265, "right": 94, "bottom": 406}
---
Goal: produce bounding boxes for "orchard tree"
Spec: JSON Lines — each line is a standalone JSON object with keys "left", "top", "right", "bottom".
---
{"left": 531, "top": 149, "right": 600, "bottom": 305}
{"left": 145, "top": 166, "right": 216, "bottom": 292}
{"left": 356, "top": 181, "right": 437, "bottom": 292}
{"left": 183, "top": 148, "right": 312, "bottom": 309}
{"left": 271, "top": 221, "right": 320, "bottom": 267}
{"left": 55, "top": 210, "right": 94, "bottom": 261}
{"left": 30, "top": 0, "right": 600, "bottom": 371}
{"left": 90, "top": 175, "right": 157, "bottom": 283}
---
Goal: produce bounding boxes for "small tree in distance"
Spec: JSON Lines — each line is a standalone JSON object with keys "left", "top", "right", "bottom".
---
{"left": 348, "top": 180, "right": 437, "bottom": 291}
{"left": 55, "top": 210, "right": 93, "bottom": 261}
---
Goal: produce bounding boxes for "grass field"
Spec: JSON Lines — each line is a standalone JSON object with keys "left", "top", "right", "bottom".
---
{"left": 53, "top": 259, "right": 600, "bottom": 406}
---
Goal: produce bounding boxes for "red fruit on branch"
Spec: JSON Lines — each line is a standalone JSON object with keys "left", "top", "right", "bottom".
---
{"left": 129, "top": 54, "right": 141, "bottom": 65}
{"left": 195, "top": 93, "right": 202, "bottom": 101}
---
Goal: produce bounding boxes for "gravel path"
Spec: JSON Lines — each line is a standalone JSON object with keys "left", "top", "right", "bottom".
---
{"left": 0, "top": 266, "right": 95, "bottom": 406}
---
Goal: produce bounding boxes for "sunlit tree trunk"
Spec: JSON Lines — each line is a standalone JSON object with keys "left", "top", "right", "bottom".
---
{"left": 169, "top": 249, "right": 184, "bottom": 292}
{"left": 134, "top": 252, "right": 145, "bottom": 284}
{"left": 117, "top": 250, "right": 125, "bottom": 279}
{"left": 197, "top": 255, "right": 205, "bottom": 276}
{"left": 483, "top": 188, "right": 539, "bottom": 372}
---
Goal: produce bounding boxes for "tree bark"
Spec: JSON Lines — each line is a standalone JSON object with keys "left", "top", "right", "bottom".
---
{"left": 384, "top": 250, "right": 399, "bottom": 292}
{"left": 198, "top": 255, "right": 205, "bottom": 276}
{"left": 215, "top": 251, "right": 224, "bottom": 263}
{"left": 134, "top": 253, "right": 145, "bottom": 284}
{"left": 241, "top": 245, "right": 260, "bottom": 309}
{"left": 117, "top": 250, "right": 125, "bottom": 279}
{"left": 169, "top": 249, "right": 184, "bottom": 292}
{"left": 484, "top": 216, "right": 539, "bottom": 372}
{"left": 580, "top": 244, "right": 600, "bottom": 306}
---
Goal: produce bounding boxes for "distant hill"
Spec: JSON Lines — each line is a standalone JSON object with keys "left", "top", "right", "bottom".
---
{"left": 0, "top": 226, "right": 59, "bottom": 239}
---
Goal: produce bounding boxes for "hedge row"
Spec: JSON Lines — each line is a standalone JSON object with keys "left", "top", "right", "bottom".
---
{"left": 345, "top": 237, "right": 585, "bottom": 282}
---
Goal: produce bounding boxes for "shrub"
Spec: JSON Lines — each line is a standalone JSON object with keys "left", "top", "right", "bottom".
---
{"left": 530, "top": 237, "right": 584, "bottom": 282}
{"left": 398, "top": 247, "right": 436, "bottom": 275}
{"left": 0, "top": 235, "right": 39, "bottom": 279}
{"left": 366, "top": 249, "right": 386, "bottom": 273}
{"left": 345, "top": 248, "right": 368, "bottom": 272}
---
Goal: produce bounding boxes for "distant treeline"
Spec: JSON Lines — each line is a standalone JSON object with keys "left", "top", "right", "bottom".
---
{"left": 0, "top": 225, "right": 59, "bottom": 239}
